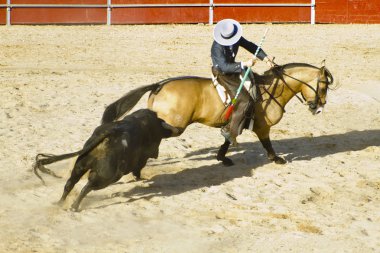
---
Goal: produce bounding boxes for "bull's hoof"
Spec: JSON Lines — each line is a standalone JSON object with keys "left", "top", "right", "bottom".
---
{"left": 70, "top": 205, "right": 80, "bottom": 212}
{"left": 55, "top": 199, "right": 65, "bottom": 206}
{"left": 133, "top": 176, "right": 145, "bottom": 181}
{"left": 132, "top": 172, "right": 141, "bottom": 180}
{"left": 271, "top": 156, "right": 287, "bottom": 164}
{"left": 111, "top": 192, "right": 123, "bottom": 198}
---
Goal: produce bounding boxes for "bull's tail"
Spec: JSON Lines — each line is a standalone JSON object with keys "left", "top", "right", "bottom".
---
{"left": 33, "top": 151, "right": 81, "bottom": 184}
{"left": 34, "top": 122, "right": 116, "bottom": 184}
{"left": 101, "top": 83, "right": 160, "bottom": 124}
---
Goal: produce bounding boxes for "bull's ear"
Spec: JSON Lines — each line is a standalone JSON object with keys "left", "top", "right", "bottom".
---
{"left": 161, "top": 122, "right": 179, "bottom": 137}
{"left": 320, "top": 59, "right": 326, "bottom": 67}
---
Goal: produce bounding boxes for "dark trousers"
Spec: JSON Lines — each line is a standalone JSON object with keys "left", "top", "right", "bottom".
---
{"left": 212, "top": 67, "right": 255, "bottom": 138}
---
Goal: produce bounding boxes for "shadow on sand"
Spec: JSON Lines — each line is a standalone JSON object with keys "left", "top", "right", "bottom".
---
{"left": 90, "top": 129, "right": 379, "bottom": 209}
{"left": 185, "top": 129, "right": 380, "bottom": 162}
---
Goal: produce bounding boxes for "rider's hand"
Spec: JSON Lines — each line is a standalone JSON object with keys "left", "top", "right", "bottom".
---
{"left": 242, "top": 58, "right": 255, "bottom": 68}
{"left": 264, "top": 56, "right": 275, "bottom": 68}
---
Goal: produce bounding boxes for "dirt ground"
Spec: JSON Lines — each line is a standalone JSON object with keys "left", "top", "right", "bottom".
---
{"left": 0, "top": 24, "right": 379, "bottom": 253}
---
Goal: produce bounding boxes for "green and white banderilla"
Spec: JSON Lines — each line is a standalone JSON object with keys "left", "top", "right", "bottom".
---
{"left": 224, "top": 28, "right": 270, "bottom": 121}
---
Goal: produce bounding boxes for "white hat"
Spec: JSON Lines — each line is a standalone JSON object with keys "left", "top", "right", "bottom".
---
{"left": 213, "top": 19, "right": 243, "bottom": 46}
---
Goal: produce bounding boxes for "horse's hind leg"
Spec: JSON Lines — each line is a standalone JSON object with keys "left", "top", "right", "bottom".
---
{"left": 70, "top": 182, "right": 93, "bottom": 212}
{"left": 216, "top": 140, "right": 234, "bottom": 166}
{"left": 58, "top": 162, "right": 89, "bottom": 205}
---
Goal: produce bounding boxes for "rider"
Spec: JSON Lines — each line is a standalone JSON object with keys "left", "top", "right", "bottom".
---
{"left": 211, "top": 19, "right": 274, "bottom": 145}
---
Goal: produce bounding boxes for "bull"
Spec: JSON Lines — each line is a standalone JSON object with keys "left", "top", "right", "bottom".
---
{"left": 34, "top": 109, "right": 177, "bottom": 211}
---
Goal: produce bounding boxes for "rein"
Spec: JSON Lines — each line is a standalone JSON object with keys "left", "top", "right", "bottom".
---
{"left": 261, "top": 65, "right": 329, "bottom": 112}
{"left": 261, "top": 78, "right": 287, "bottom": 113}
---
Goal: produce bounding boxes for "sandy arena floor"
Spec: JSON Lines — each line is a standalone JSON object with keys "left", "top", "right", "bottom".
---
{"left": 0, "top": 24, "right": 379, "bottom": 252}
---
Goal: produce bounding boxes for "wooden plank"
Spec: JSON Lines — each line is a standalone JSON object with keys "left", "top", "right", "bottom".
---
{"left": 0, "top": 8, "right": 5, "bottom": 25}
{"left": 13, "top": 0, "right": 105, "bottom": 3}
{"left": 214, "top": 6, "right": 310, "bottom": 23}
{"left": 214, "top": 0, "right": 310, "bottom": 3}
{"left": 112, "top": 0, "right": 208, "bottom": 24}
{"left": 348, "top": 0, "right": 380, "bottom": 23}
{"left": 1, "top": 0, "right": 380, "bottom": 25}
{"left": 112, "top": 7, "right": 209, "bottom": 24}
{"left": 113, "top": 0, "right": 208, "bottom": 3}
{"left": 316, "top": 0, "right": 380, "bottom": 23}
{"left": 11, "top": 8, "right": 106, "bottom": 24}
{"left": 10, "top": 0, "right": 105, "bottom": 24}
{"left": 0, "top": 0, "right": 6, "bottom": 25}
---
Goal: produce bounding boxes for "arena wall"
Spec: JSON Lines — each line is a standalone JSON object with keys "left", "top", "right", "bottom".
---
{"left": 316, "top": 0, "right": 380, "bottom": 23}
{"left": 112, "top": 0, "right": 209, "bottom": 24}
{"left": 0, "top": 0, "right": 5, "bottom": 25}
{"left": 0, "top": 0, "right": 379, "bottom": 24}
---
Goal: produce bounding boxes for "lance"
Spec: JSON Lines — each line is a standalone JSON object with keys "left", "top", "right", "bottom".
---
{"left": 224, "top": 28, "right": 270, "bottom": 120}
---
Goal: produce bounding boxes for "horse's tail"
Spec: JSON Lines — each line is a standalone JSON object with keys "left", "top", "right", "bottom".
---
{"left": 101, "top": 83, "right": 160, "bottom": 124}
{"left": 33, "top": 123, "right": 116, "bottom": 184}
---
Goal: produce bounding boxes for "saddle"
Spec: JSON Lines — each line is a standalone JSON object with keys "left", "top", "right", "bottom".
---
{"left": 211, "top": 72, "right": 260, "bottom": 106}
{"left": 212, "top": 72, "right": 257, "bottom": 131}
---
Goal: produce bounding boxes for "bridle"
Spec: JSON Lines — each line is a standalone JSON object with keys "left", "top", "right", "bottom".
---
{"left": 262, "top": 66, "right": 331, "bottom": 112}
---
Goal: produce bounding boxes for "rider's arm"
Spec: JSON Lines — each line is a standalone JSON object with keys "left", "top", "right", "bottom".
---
{"left": 239, "top": 36, "right": 267, "bottom": 60}
{"left": 240, "top": 37, "right": 274, "bottom": 67}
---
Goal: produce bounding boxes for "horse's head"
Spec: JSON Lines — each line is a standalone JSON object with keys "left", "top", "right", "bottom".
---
{"left": 300, "top": 65, "right": 333, "bottom": 115}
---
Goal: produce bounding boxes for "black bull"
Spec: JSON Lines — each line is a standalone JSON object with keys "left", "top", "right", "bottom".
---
{"left": 34, "top": 109, "right": 176, "bottom": 211}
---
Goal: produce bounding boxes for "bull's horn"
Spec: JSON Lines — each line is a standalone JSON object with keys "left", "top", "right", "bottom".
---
{"left": 161, "top": 122, "right": 179, "bottom": 135}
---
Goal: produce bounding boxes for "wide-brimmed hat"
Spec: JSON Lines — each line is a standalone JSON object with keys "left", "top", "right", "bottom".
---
{"left": 213, "top": 19, "right": 243, "bottom": 46}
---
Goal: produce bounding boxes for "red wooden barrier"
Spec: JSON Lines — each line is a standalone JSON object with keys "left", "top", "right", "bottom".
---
{"left": 1, "top": 0, "right": 379, "bottom": 24}
{"left": 10, "top": 0, "right": 106, "bottom": 24}
{"left": 0, "top": 0, "right": 5, "bottom": 24}
{"left": 112, "top": 7, "right": 209, "bottom": 24}
{"left": 213, "top": 0, "right": 310, "bottom": 23}
{"left": 112, "top": 0, "right": 209, "bottom": 24}
{"left": 316, "top": 0, "right": 380, "bottom": 23}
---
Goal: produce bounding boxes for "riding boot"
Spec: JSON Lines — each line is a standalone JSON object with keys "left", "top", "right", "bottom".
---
{"left": 213, "top": 66, "right": 252, "bottom": 145}
{"left": 222, "top": 97, "right": 254, "bottom": 145}
{"left": 243, "top": 99, "right": 255, "bottom": 130}
{"left": 221, "top": 124, "right": 237, "bottom": 146}
{"left": 229, "top": 101, "right": 248, "bottom": 136}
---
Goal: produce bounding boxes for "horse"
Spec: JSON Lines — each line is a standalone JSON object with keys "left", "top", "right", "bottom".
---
{"left": 101, "top": 62, "right": 334, "bottom": 166}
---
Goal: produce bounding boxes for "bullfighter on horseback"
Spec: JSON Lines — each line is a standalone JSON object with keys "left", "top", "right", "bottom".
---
{"left": 211, "top": 19, "right": 275, "bottom": 145}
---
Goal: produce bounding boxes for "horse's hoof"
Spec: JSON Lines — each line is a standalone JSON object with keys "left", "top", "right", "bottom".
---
{"left": 222, "top": 158, "right": 234, "bottom": 166}
{"left": 272, "top": 156, "right": 287, "bottom": 164}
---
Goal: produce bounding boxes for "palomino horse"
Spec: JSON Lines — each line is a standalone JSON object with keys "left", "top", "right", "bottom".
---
{"left": 102, "top": 63, "right": 333, "bottom": 165}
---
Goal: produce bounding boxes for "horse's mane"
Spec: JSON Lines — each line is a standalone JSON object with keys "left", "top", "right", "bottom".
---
{"left": 257, "top": 62, "right": 334, "bottom": 86}
{"left": 263, "top": 62, "right": 318, "bottom": 76}
{"left": 154, "top": 63, "right": 333, "bottom": 88}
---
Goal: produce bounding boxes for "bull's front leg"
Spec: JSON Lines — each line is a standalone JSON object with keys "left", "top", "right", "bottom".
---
{"left": 255, "top": 128, "right": 286, "bottom": 164}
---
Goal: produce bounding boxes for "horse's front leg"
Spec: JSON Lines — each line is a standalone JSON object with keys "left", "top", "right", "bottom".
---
{"left": 255, "top": 128, "right": 286, "bottom": 164}
{"left": 216, "top": 140, "right": 234, "bottom": 166}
